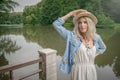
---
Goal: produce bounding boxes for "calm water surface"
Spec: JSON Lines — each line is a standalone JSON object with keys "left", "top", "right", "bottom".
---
{"left": 0, "top": 25, "right": 120, "bottom": 80}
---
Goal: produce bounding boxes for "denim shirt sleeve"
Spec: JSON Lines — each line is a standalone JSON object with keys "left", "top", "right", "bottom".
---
{"left": 96, "top": 35, "right": 107, "bottom": 54}
{"left": 52, "top": 18, "right": 71, "bottom": 39}
{"left": 53, "top": 18, "right": 74, "bottom": 74}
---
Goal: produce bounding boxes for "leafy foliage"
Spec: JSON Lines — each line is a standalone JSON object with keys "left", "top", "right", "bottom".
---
{"left": 23, "top": 5, "right": 38, "bottom": 24}
{"left": 38, "top": 0, "right": 61, "bottom": 25}
{"left": 1, "top": 0, "right": 119, "bottom": 26}
{"left": 101, "top": 0, "right": 120, "bottom": 23}
{"left": 0, "top": 12, "right": 22, "bottom": 24}
{"left": 35, "top": 0, "right": 115, "bottom": 26}
{"left": 0, "top": 0, "right": 19, "bottom": 13}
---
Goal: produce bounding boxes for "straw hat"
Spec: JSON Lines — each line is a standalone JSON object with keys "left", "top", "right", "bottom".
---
{"left": 73, "top": 11, "right": 98, "bottom": 25}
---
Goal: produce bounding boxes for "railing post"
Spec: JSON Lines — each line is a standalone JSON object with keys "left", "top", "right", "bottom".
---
{"left": 9, "top": 70, "right": 13, "bottom": 80}
{"left": 38, "top": 48, "right": 57, "bottom": 80}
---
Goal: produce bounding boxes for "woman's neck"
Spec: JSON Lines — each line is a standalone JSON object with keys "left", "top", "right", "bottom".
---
{"left": 82, "top": 33, "right": 87, "bottom": 39}
{"left": 82, "top": 33, "right": 90, "bottom": 43}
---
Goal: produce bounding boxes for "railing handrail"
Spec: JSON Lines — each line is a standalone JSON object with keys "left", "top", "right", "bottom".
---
{"left": 0, "top": 48, "right": 57, "bottom": 80}
{"left": 0, "top": 58, "right": 42, "bottom": 73}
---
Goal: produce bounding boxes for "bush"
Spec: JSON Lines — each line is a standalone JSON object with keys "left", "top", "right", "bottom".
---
{"left": 97, "top": 14, "right": 115, "bottom": 28}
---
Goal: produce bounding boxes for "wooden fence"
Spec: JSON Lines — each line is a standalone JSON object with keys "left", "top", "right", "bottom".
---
{"left": 0, "top": 48, "right": 57, "bottom": 80}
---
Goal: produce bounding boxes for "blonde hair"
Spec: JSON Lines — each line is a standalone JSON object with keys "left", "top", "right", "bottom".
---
{"left": 73, "top": 16, "right": 97, "bottom": 40}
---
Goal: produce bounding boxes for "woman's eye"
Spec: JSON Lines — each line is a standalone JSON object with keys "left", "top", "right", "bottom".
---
{"left": 84, "top": 21, "right": 87, "bottom": 24}
{"left": 78, "top": 22, "right": 81, "bottom": 24}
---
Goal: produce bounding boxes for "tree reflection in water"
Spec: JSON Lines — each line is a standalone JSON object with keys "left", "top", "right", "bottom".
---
{"left": 110, "top": 32, "right": 120, "bottom": 78}
{"left": 0, "top": 25, "right": 120, "bottom": 80}
{"left": 23, "top": 26, "right": 120, "bottom": 79}
{"left": 0, "top": 36, "right": 21, "bottom": 80}
{"left": 96, "top": 31, "right": 120, "bottom": 78}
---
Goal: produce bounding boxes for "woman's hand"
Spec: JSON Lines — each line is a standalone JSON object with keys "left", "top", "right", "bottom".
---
{"left": 61, "top": 9, "right": 87, "bottom": 21}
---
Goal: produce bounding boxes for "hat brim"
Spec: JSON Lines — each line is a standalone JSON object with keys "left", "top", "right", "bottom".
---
{"left": 73, "top": 12, "right": 98, "bottom": 25}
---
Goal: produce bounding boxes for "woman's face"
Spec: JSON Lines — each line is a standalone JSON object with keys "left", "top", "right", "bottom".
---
{"left": 78, "top": 17, "right": 88, "bottom": 34}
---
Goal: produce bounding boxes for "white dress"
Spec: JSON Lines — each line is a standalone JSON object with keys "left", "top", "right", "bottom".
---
{"left": 71, "top": 43, "right": 97, "bottom": 80}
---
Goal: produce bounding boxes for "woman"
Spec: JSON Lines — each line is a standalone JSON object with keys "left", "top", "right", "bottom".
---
{"left": 53, "top": 9, "right": 106, "bottom": 80}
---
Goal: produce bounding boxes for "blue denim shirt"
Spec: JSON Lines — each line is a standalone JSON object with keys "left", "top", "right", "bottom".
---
{"left": 53, "top": 18, "right": 106, "bottom": 74}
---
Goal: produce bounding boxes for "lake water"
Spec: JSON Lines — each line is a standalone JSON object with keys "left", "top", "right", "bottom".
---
{"left": 0, "top": 25, "right": 120, "bottom": 80}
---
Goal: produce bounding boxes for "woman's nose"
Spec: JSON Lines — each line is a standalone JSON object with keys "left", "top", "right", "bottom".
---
{"left": 81, "top": 23, "right": 85, "bottom": 27}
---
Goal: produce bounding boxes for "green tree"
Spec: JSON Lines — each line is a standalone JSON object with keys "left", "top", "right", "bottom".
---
{"left": 0, "top": 0, "right": 19, "bottom": 13}
{"left": 101, "top": 0, "right": 120, "bottom": 23}
{"left": 23, "top": 5, "right": 38, "bottom": 24}
{"left": 0, "top": 13, "right": 9, "bottom": 24}
{"left": 22, "top": 0, "right": 115, "bottom": 27}
{"left": 0, "top": 12, "right": 23, "bottom": 24}
{"left": 84, "top": 0, "right": 114, "bottom": 26}
{"left": 38, "top": 0, "right": 61, "bottom": 25}
{"left": 59, "top": 0, "right": 79, "bottom": 16}
{"left": 8, "top": 12, "right": 23, "bottom": 24}
{"left": 38, "top": 0, "right": 114, "bottom": 26}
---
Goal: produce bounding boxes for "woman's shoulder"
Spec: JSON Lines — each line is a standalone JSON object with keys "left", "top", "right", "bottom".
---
{"left": 96, "top": 33, "right": 100, "bottom": 37}
{"left": 95, "top": 33, "right": 102, "bottom": 40}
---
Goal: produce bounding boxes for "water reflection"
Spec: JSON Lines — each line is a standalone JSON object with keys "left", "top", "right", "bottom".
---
{"left": 0, "top": 26, "right": 42, "bottom": 80}
{"left": 96, "top": 65, "right": 119, "bottom": 80}
{"left": 0, "top": 25, "right": 120, "bottom": 80}
{"left": 0, "top": 53, "right": 9, "bottom": 80}
{"left": 107, "top": 31, "right": 120, "bottom": 78}
{"left": 95, "top": 30, "right": 120, "bottom": 79}
{"left": 22, "top": 25, "right": 66, "bottom": 55}
{"left": 0, "top": 36, "right": 21, "bottom": 80}
{"left": 0, "top": 73, "right": 9, "bottom": 80}
{"left": 0, "top": 36, "right": 21, "bottom": 56}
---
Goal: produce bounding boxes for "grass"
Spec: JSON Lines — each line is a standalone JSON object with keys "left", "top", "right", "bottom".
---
{"left": 115, "top": 24, "right": 120, "bottom": 29}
